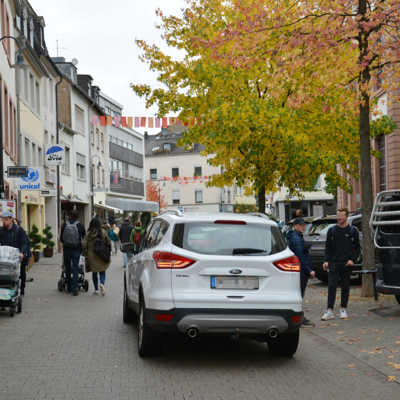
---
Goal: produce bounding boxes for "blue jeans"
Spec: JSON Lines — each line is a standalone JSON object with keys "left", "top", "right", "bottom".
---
{"left": 92, "top": 271, "right": 106, "bottom": 291}
{"left": 63, "top": 248, "right": 81, "bottom": 293}
{"left": 123, "top": 252, "right": 133, "bottom": 268}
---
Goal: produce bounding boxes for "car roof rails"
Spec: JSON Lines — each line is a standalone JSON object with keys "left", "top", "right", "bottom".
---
{"left": 370, "top": 190, "right": 400, "bottom": 249}
{"left": 159, "top": 209, "right": 184, "bottom": 217}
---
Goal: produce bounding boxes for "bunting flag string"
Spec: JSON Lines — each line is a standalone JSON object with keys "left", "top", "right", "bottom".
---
{"left": 153, "top": 175, "right": 216, "bottom": 185}
{"left": 91, "top": 115, "right": 200, "bottom": 128}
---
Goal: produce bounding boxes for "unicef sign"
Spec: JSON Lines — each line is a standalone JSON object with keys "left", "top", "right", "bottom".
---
{"left": 45, "top": 145, "right": 65, "bottom": 166}
{"left": 17, "top": 168, "right": 42, "bottom": 191}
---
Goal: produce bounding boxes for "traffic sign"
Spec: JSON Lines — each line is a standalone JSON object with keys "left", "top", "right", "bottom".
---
{"left": 6, "top": 166, "right": 28, "bottom": 178}
{"left": 45, "top": 145, "right": 65, "bottom": 166}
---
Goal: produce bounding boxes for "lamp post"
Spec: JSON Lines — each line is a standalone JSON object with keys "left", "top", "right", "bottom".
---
{"left": 0, "top": 35, "right": 26, "bottom": 201}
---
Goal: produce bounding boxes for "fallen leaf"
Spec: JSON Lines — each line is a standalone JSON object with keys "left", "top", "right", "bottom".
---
{"left": 348, "top": 364, "right": 356, "bottom": 369}
{"left": 387, "top": 376, "right": 397, "bottom": 382}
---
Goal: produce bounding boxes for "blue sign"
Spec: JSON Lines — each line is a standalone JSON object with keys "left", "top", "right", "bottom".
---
{"left": 45, "top": 145, "right": 65, "bottom": 166}
{"left": 17, "top": 168, "right": 42, "bottom": 191}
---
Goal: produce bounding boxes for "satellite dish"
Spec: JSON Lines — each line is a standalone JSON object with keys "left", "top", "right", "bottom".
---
{"left": 71, "top": 58, "right": 79, "bottom": 66}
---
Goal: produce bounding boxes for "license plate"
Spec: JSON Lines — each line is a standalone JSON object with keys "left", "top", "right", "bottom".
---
{"left": 210, "top": 276, "right": 259, "bottom": 290}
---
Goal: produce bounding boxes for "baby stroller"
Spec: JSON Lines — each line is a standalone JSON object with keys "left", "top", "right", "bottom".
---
{"left": 57, "top": 255, "right": 89, "bottom": 293}
{"left": 0, "top": 246, "right": 22, "bottom": 317}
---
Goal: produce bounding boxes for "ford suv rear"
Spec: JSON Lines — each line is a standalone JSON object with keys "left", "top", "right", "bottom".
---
{"left": 123, "top": 212, "right": 303, "bottom": 357}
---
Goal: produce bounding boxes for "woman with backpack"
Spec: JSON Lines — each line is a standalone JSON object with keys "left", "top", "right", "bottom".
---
{"left": 130, "top": 221, "right": 145, "bottom": 253}
{"left": 82, "top": 217, "right": 111, "bottom": 296}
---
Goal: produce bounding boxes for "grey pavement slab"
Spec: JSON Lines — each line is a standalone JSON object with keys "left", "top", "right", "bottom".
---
{"left": 0, "top": 253, "right": 399, "bottom": 400}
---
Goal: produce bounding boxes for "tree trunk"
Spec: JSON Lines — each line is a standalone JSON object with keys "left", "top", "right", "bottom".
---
{"left": 258, "top": 185, "right": 266, "bottom": 213}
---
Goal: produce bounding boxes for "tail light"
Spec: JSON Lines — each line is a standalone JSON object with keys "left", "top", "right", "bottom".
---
{"left": 273, "top": 256, "right": 300, "bottom": 272}
{"left": 153, "top": 251, "right": 196, "bottom": 269}
{"left": 214, "top": 220, "right": 246, "bottom": 225}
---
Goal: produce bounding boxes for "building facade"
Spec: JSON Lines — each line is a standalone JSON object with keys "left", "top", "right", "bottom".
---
{"left": 98, "top": 92, "right": 145, "bottom": 217}
{"left": 145, "top": 126, "right": 234, "bottom": 213}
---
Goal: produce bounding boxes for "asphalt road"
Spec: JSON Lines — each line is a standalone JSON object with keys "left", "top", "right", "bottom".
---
{"left": 0, "top": 253, "right": 399, "bottom": 400}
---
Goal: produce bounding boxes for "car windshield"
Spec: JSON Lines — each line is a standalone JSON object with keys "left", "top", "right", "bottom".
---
{"left": 308, "top": 221, "right": 336, "bottom": 235}
{"left": 173, "top": 222, "right": 286, "bottom": 256}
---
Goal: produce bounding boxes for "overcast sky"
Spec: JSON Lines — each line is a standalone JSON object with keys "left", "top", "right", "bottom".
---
{"left": 30, "top": 0, "right": 187, "bottom": 133}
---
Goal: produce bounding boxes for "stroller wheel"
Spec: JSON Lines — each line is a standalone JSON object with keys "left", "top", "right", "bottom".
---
{"left": 57, "top": 280, "right": 63, "bottom": 292}
{"left": 17, "top": 297, "right": 22, "bottom": 313}
{"left": 83, "top": 280, "right": 89, "bottom": 292}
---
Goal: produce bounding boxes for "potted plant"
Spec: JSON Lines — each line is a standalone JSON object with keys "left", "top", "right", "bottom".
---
{"left": 42, "top": 225, "right": 55, "bottom": 258}
{"left": 28, "top": 224, "right": 43, "bottom": 262}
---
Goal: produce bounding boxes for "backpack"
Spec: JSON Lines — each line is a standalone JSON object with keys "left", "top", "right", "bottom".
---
{"left": 108, "top": 229, "right": 117, "bottom": 241}
{"left": 131, "top": 229, "right": 142, "bottom": 245}
{"left": 94, "top": 232, "right": 111, "bottom": 263}
{"left": 330, "top": 224, "right": 357, "bottom": 244}
{"left": 62, "top": 221, "right": 80, "bottom": 248}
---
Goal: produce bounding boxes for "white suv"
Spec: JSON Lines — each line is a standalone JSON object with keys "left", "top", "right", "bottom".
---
{"left": 123, "top": 212, "right": 303, "bottom": 357}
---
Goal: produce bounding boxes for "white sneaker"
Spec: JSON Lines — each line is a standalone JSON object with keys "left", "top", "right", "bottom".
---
{"left": 93, "top": 290, "right": 99, "bottom": 295}
{"left": 100, "top": 284, "right": 105, "bottom": 296}
{"left": 321, "top": 310, "right": 335, "bottom": 321}
{"left": 340, "top": 308, "right": 348, "bottom": 319}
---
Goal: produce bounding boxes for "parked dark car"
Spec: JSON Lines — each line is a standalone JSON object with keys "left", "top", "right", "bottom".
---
{"left": 304, "top": 214, "right": 363, "bottom": 283}
{"left": 370, "top": 190, "right": 400, "bottom": 304}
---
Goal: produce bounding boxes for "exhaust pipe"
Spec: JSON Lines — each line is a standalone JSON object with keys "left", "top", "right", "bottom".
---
{"left": 186, "top": 327, "right": 199, "bottom": 339}
{"left": 268, "top": 327, "right": 279, "bottom": 339}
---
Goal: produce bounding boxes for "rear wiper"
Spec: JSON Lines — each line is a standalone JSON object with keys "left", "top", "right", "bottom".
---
{"left": 232, "top": 248, "right": 265, "bottom": 255}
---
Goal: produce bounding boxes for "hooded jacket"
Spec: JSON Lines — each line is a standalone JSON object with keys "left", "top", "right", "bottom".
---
{"left": 82, "top": 227, "right": 111, "bottom": 273}
{"left": 286, "top": 229, "right": 313, "bottom": 277}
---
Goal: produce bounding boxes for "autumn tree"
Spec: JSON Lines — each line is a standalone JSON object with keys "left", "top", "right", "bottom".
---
{"left": 132, "top": 0, "right": 362, "bottom": 214}
{"left": 146, "top": 180, "right": 167, "bottom": 212}
{"left": 200, "top": 0, "right": 400, "bottom": 296}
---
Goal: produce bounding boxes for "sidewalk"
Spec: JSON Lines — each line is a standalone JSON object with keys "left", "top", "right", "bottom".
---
{"left": 303, "top": 279, "right": 400, "bottom": 382}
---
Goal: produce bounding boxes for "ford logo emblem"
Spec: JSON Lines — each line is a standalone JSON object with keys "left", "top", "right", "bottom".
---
{"left": 230, "top": 269, "right": 242, "bottom": 275}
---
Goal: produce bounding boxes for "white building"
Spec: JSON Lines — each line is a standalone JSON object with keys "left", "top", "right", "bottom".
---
{"left": 145, "top": 125, "right": 234, "bottom": 213}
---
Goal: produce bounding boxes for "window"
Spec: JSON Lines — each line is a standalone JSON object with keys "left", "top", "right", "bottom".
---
{"left": 377, "top": 135, "right": 386, "bottom": 191}
{"left": 4, "top": 86, "right": 8, "bottom": 152}
{"left": 51, "top": 134, "right": 55, "bottom": 145}
{"left": 102, "top": 169, "right": 105, "bottom": 186}
{"left": 90, "top": 128, "right": 94, "bottom": 145}
{"left": 172, "top": 190, "right": 180, "bottom": 205}
{"left": 195, "top": 190, "right": 203, "bottom": 203}
{"left": 75, "top": 105, "right": 85, "bottom": 134}
{"left": 32, "top": 143, "right": 36, "bottom": 166}
{"left": 76, "top": 153, "right": 86, "bottom": 181}
{"left": 23, "top": 69, "right": 28, "bottom": 102}
{"left": 62, "top": 146, "right": 71, "bottom": 175}
{"left": 35, "top": 81, "right": 40, "bottom": 114}
{"left": 172, "top": 167, "right": 179, "bottom": 178}
{"left": 25, "top": 139, "right": 31, "bottom": 165}
{"left": 194, "top": 166, "right": 202, "bottom": 177}
{"left": 29, "top": 73, "right": 34, "bottom": 108}
{"left": 150, "top": 168, "right": 157, "bottom": 180}
{"left": 97, "top": 165, "right": 101, "bottom": 185}
{"left": 44, "top": 131, "right": 48, "bottom": 147}
{"left": 38, "top": 147, "right": 43, "bottom": 166}
{"left": 96, "top": 129, "right": 100, "bottom": 148}
{"left": 101, "top": 132, "right": 104, "bottom": 151}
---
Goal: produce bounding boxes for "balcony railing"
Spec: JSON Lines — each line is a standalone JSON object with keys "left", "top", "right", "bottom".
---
{"left": 110, "top": 176, "right": 144, "bottom": 197}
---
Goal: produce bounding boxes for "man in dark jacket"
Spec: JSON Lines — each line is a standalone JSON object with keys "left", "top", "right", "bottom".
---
{"left": 287, "top": 217, "right": 315, "bottom": 325}
{"left": 119, "top": 217, "right": 133, "bottom": 268}
{"left": 60, "top": 210, "right": 85, "bottom": 296}
{"left": 0, "top": 211, "right": 30, "bottom": 295}
{"left": 322, "top": 208, "right": 360, "bottom": 320}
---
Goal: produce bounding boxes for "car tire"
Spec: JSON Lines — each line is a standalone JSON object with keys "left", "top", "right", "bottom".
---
{"left": 268, "top": 330, "right": 300, "bottom": 357}
{"left": 137, "top": 298, "right": 161, "bottom": 357}
{"left": 395, "top": 294, "right": 400, "bottom": 305}
{"left": 123, "top": 285, "right": 136, "bottom": 324}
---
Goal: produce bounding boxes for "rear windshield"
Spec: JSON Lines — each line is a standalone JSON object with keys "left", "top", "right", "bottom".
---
{"left": 309, "top": 221, "right": 335, "bottom": 235}
{"left": 173, "top": 222, "right": 286, "bottom": 256}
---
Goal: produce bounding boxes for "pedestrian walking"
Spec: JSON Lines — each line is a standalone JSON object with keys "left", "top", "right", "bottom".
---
{"left": 108, "top": 223, "right": 120, "bottom": 255}
{"left": 0, "top": 212, "right": 30, "bottom": 296}
{"left": 119, "top": 217, "right": 133, "bottom": 268}
{"left": 286, "top": 217, "right": 315, "bottom": 326}
{"left": 60, "top": 210, "right": 86, "bottom": 296}
{"left": 321, "top": 208, "right": 360, "bottom": 320}
{"left": 130, "top": 221, "right": 144, "bottom": 253}
{"left": 82, "top": 217, "right": 111, "bottom": 296}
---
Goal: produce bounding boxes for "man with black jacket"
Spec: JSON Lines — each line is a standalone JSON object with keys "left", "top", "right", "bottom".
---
{"left": 60, "top": 210, "right": 86, "bottom": 296}
{"left": 119, "top": 217, "right": 133, "bottom": 269}
{"left": 322, "top": 208, "right": 360, "bottom": 320}
{"left": 0, "top": 211, "right": 30, "bottom": 295}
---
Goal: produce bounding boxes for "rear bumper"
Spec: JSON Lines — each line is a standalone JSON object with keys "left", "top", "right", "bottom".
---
{"left": 375, "top": 280, "right": 400, "bottom": 295}
{"left": 145, "top": 308, "right": 303, "bottom": 335}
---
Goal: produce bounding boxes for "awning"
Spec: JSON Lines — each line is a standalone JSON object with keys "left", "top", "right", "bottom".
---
{"left": 106, "top": 198, "right": 159, "bottom": 212}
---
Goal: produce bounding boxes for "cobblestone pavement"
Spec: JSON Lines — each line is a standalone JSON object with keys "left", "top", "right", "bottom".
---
{"left": 0, "top": 254, "right": 399, "bottom": 400}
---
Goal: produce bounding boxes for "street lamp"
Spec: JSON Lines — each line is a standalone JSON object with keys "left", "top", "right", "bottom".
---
{"left": 0, "top": 35, "right": 27, "bottom": 200}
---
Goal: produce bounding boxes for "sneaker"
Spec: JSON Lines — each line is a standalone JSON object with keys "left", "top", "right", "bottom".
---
{"left": 340, "top": 308, "right": 348, "bottom": 319}
{"left": 100, "top": 284, "right": 105, "bottom": 296}
{"left": 321, "top": 310, "right": 335, "bottom": 321}
{"left": 93, "top": 290, "right": 99, "bottom": 295}
{"left": 72, "top": 291, "right": 79, "bottom": 296}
